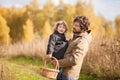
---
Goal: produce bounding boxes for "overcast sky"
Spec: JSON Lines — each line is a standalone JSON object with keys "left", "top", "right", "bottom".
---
{"left": 0, "top": 0, "right": 120, "bottom": 21}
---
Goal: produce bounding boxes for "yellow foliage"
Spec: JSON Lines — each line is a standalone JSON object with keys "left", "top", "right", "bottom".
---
{"left": 0, "top": 15, "right": 11, "bottom": 44}
{"left": 76, "top": 2, "right": 85, "bottom": 15}
{"left": 42, "top": 20, "right": 52, "bottom": 38}
{"left": 0, "top": 1, "right": 118, "bottom": 41}
{"left": 89, "top": 16, "right": 106, "bottom": 38}
{"left": 64, "top": 5, "right": 76, "bottom": 32}
{"left": 104, "top": 22, "right": 114, "bottom": 38}
{"left": 23, "top": 19, "right": 34, "bottom": 42}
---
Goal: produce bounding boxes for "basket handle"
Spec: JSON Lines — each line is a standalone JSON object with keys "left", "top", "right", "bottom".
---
{"left": 50, "top": 57, "right": 59, "bottom": 70}
{"left": 43, "top": 57, "right": 59, "bottom": 70}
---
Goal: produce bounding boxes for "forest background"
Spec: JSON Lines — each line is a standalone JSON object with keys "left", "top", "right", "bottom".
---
{"left": 0, "top": 0, "right": 120, "bottom": 80}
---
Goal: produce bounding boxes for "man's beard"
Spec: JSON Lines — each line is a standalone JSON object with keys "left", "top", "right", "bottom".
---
{"left": 73, "top": 32, "right": 81, "bottom": 34}
{"left": 73, "top": 29, "right": 81, "bottom": 34}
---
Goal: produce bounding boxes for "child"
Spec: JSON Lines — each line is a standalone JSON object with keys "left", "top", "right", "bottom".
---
{"left": 46, "top": 20, "right": 68, "bottom": 80}
{"left": 46, "top": 20, "right": 68, "bottom": 59}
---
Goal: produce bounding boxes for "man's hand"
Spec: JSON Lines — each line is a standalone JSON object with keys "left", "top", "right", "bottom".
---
{"left": 50, "top": 58, "right": 57, "bottom": 66}
{"left": 51, "top": 59, "right": 57, "bottom": 66}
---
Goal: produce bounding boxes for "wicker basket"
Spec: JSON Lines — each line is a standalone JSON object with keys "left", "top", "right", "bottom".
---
{"left": 40, "top": 57, "right": 59, "bottom": 79}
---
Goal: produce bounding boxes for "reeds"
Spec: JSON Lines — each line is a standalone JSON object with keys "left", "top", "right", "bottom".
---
{"left": 82, "top": 37, "right": 120, "bottom": 79}
{"left": 0, "top": 37, "right": 120, "bottom": 79}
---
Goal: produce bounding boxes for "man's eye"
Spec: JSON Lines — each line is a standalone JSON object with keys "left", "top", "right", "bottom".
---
{"left": 75, "top": 24, "right": 78, "bottom": 26}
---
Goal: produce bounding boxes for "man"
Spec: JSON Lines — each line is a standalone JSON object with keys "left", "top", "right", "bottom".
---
{"left": 52, "top": 15, "right": 92, "bottom": 80}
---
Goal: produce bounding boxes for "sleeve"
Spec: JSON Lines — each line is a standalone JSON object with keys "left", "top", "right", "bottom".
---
{"left": 46, "top": 34, "right": 56, "bottom": 55}
{"left": 58, "top": 41, "right": 88, "bottom": 67}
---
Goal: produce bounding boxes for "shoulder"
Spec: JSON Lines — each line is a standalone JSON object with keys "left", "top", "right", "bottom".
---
{"left": 77, "top": 37, "right": 89, "bottom": 50}
{"left": 49, "top": 33, "right": 60, "bottom": 41}
{"left": 50, "top": 33, "right": 57, "bottom": 38}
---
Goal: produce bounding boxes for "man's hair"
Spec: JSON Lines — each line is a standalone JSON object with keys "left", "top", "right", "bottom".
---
{"left": 54, "top": 20, "right": 68, "bottom": 33}
{"left": 73, "top": 16, "right": 90, "bottom": 31}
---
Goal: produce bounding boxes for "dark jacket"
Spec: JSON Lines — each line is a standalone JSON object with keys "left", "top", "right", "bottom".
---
{"left": 46, "top": 32, "right": 68, "bottom": 59}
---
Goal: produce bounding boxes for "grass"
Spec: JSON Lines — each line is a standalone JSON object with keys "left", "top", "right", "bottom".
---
{"left": 0, "top": 57, "right": 49, "bottom": 80}
{"left": 79, "top": 74, "right": 97, "bottom": 80}
{"left": 0, "top": 56, "right": 97, "bottom": 80}
{"left": 7, "top": 63, "right": 47, "bottom": 80}
{"left": 10, "top": 56, "right": 43, "bottom": 66}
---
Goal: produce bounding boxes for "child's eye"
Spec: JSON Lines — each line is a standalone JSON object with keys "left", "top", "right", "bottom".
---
{"left": 59, "top": 25, "right": 63, "bottom": 28}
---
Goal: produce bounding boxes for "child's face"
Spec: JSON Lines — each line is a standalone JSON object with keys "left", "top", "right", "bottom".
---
{"left": 57, "top": 24, "right": 66, "bottom": 34}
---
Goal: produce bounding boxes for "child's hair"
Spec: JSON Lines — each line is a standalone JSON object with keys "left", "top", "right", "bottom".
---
{"left": 54, "top": 20, "right": 68, "bottom": 33}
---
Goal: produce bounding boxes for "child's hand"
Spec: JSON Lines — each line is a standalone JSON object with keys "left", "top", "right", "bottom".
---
{"left": 47, "top": 54, "right": 52, "bottom": 58}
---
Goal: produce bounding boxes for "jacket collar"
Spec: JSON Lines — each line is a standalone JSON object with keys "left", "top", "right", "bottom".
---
{"left": 73, "top": 30, "right": 92, "bottom": 43}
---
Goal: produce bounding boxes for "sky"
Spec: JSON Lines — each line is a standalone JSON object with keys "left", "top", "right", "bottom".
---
{"left": 0, "top": 0, "right": 120, "bottom": 21}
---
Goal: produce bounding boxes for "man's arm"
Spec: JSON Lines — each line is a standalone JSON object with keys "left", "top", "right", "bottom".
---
{"left": 58, "top": 41, "right": 88, "bottom": 67}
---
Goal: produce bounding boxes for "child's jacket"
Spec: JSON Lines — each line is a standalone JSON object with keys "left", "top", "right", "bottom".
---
{"left": 47, "top": 32, "right": 68, "bottom": 59}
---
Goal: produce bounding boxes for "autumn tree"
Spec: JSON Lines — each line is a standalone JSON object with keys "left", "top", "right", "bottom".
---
{"left": 4, "top": 7, "right": 27, "bottom": 43}
{"left": 22, "top": 19, "right": 34, "bottom": 42}
{"left": 37, "top": 0, "right": 56, "bottom": 35}
{"left": 26, "top": 0, "right": 41, "bottom": 32}
{"left": 43, "top": 0, "right": 57, "bottom": 21}
{"left": 103, "top": 21, "right": 114, "bottom": 38}
{"left": 41, "top": 20, "right": 52, "bottom": 38}
{"left": 64, "top": 4, "right": 76, "bottom": 32}
{"left": 54, "top": 0, "right": 67, "bottom": 21}
{"left": 75, "top": 0, "right": 85, "bottom": 15}
{"left": 0, "top": 15, "right": 11, "bottom": 44}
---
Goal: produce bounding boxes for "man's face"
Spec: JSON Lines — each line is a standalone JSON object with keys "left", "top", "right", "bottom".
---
{"left": 73, "top": 21, "right": 81, "bottom": 33}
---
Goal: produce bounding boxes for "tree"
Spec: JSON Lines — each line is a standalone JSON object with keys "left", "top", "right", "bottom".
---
{"left": 29, "top": 0, "right": 39, "bottom": 11}
{"left": 22, "top": 19, "right": 34, "bottom": 42}
{"left": 75, "top": 1, "right": 85, "bottom": 15}
{"left": 104, "top": 21, "right": 114, "bottom": 38}
{"left": 43, "top": 0, "right": 57, "bottom": 25}
{"left": 64, "top": 4, "right": 76, "bottom": 32}
{"left": 4, "top": 7, "right": 27, "bottom": 43}
{"left": 54, "top": 0, "right": 67, "bottom": 21}
{"left": 41, "top": 20, "right": 52, "bottom": 38}
{"left": 0, "top": 15, "right": 11, "bottom": 44}
{"left": 26, "top": 0, "right": 41, "bottom": 33}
